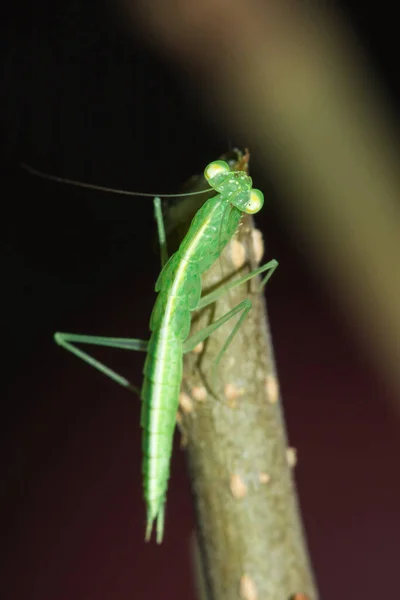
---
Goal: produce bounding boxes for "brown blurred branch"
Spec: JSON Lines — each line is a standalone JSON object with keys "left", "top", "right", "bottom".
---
{"left": 128, "top": 0, "right": 400, "bottom": 406}
{"left": 168, "top": 152, "right": 317, "bottom": 600}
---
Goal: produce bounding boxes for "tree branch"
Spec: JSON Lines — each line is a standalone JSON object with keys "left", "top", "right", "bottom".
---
{"left": 167, "top": 152, "right": 317, "bottom": 600}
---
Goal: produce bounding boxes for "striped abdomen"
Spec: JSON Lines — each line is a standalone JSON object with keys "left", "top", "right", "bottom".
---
{"left": 140, "top": 330, "right": 182, "bottom": 543}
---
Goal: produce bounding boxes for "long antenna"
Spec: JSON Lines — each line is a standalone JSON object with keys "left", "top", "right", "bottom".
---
{"left": 20, "top": 163, "right": 213, "bottom": 199}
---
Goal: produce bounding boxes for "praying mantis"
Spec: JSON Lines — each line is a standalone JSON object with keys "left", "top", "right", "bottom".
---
{"left": 23, "top": 157, "right": 278, "bottom": 543}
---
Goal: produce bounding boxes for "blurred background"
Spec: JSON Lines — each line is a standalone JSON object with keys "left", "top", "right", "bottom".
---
{"left": 1, "top": 1, "right": 400, "bottom": 599}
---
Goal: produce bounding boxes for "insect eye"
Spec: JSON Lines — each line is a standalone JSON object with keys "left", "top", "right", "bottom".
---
{"left": 204, "top": 160, "right": 230, "bottom": 182}
{"left": 245, "top": 189, "right": 264, "bottom": 214}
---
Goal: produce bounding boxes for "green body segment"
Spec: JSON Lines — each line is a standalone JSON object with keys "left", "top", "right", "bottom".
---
{"left": 140, "top": 193, "right": 244, "bottom": 543}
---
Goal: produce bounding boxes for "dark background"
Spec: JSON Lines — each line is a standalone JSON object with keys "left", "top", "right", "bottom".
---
{"left": 1, "top": 2, "right": 400, "bottom": 599}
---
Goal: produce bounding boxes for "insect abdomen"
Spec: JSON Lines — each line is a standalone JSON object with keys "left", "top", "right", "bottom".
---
{"left": 140, "top": 332, "right": 182, "bottom": 543}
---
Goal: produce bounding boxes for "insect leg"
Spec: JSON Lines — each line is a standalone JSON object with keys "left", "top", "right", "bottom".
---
{"left": 183, "top": 298, "right": 252, "bottom": 365}
{"left": 196, "top": 259, "right": 278, "bottom": 311}
{"left": 258, "top": 258, "right": 279, "bottom": 291}
{"left": 54, "top": 332, "right": 148, "bottom": 395}
{"left": 153, "top": 197, "right": 169, "bottom": 268}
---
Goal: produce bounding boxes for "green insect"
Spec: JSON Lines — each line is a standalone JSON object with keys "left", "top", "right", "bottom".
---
{"left": 24, "top": 159, "right": 278, "bottom": 543}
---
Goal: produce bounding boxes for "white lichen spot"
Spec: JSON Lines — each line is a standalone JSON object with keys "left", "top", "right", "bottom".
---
{"left": 224, "top": 382, "right": 243, "bottom": 403}
{"left": 230, "top": 474, "right": 248, "bottom": 499}
{"left": 240, "top": 574, "right": 258, "bottom": 600}
{"left": 191, "top": 386, "right": 207, "bottom": 402}
{"left": 230, "top": 238, "right": 246, "bottom": 269}
{"left": 192, "top": 341, "right": 204, "bottom": 354}
{"left": 179, "top": 392, "right": 194, "bottom": 414}
{"left": 180, "top": 431, "right": 188, "bottom": 448}
{"left": 259, "top": 472, "right": 271, "bottom": 484}
{"left": 286, "top": 447, "right": 297, "bottom": 468}
{"left": 265, "top": 374, "right": 279, "bottom": 404}
{"left": 251, "top": 229, "right": 264, "bottom": 264}
{"left": 176, "top": 413, "right": 188, "bottom": 447}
